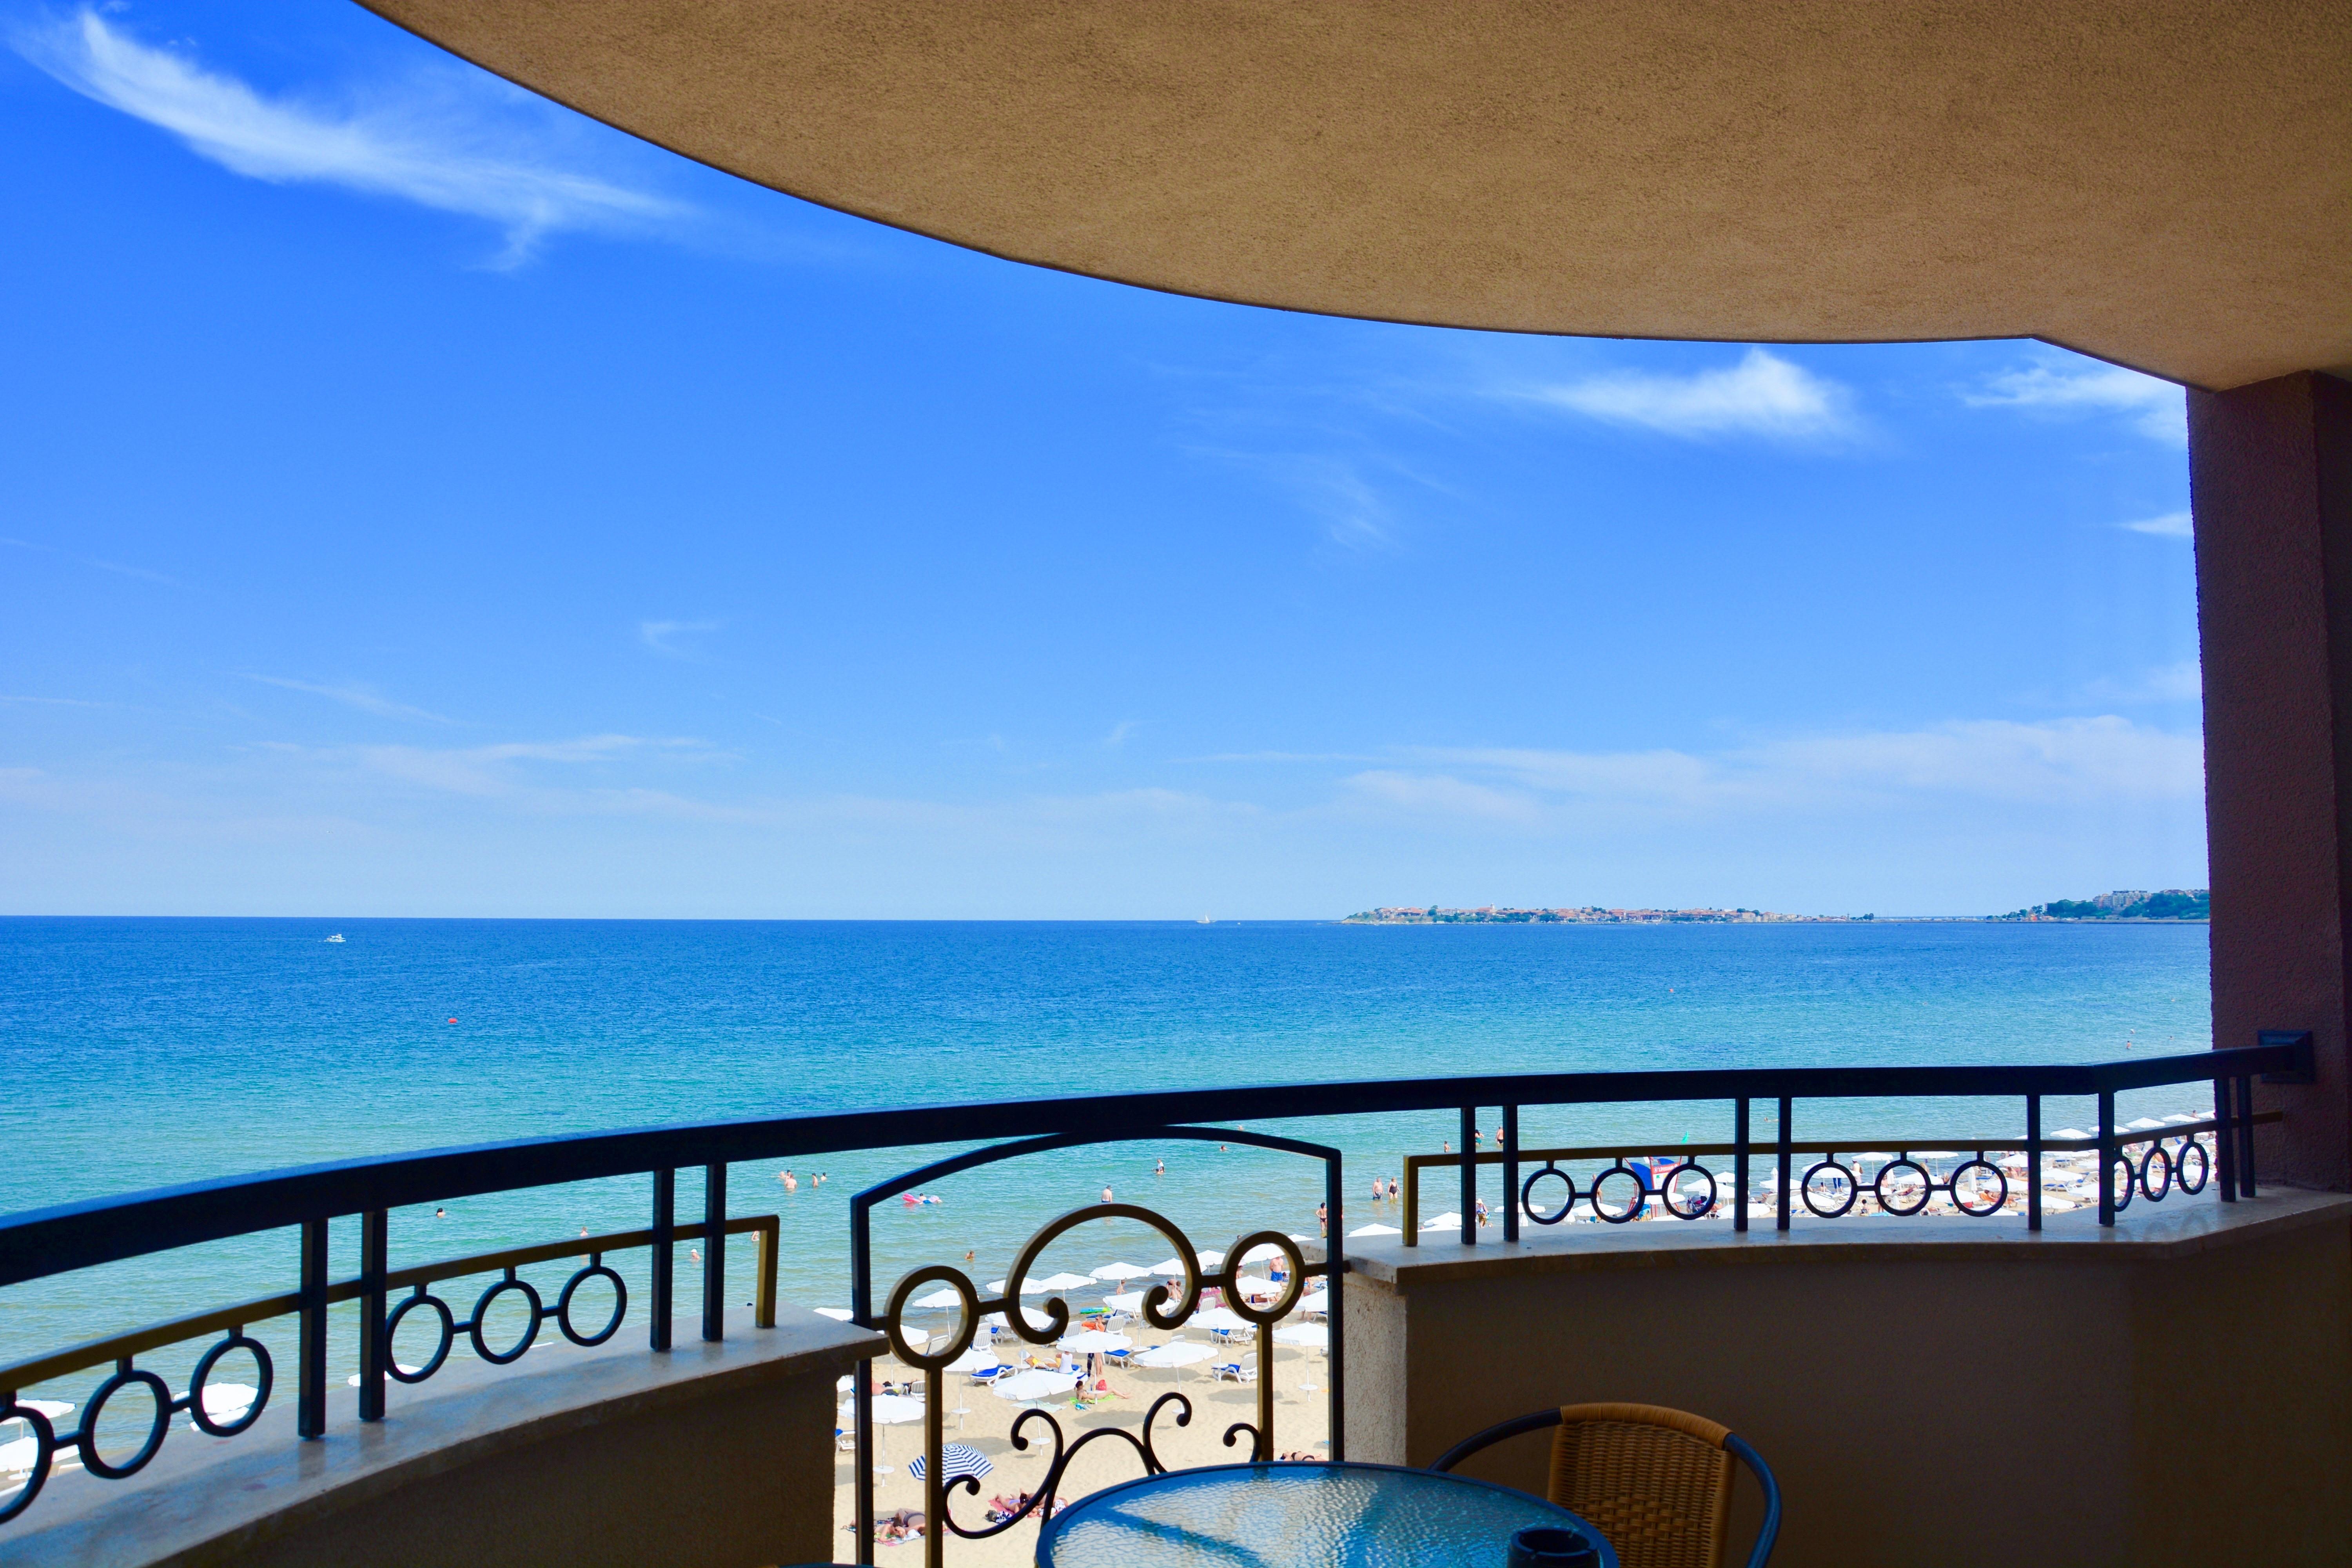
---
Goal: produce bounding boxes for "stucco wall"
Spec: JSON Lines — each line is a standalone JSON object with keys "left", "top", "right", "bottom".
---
{"left": 1344, "top": 1196, "right": 2350, "bottom": 1567}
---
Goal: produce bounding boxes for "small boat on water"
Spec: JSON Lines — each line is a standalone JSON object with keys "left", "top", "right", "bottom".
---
{"left": 1196, "top": 916, "right": 1214, "bottom": 925}
{"left": 325, "top": 933, "right": 345, "bottom": 943}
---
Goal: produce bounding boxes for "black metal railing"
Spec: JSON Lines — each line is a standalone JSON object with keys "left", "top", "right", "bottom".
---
{"left": 0, "top": 1038, "right": 2309, "bottom": 1544}
{"left": 1398, "top": 1114, "right": 2278, "bottom": 1236}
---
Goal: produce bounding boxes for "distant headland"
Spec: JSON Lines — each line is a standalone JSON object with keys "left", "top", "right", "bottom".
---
{"left": 1345, "top": 888, "right": 2211, "bottom": 925}
{"left": 1343, "top": 906, "right": 1864, "bottom": 925}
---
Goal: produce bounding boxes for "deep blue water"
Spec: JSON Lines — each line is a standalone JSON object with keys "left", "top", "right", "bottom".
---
{"left": 0, "top": 917, "right": 2211, "bottom": 1403}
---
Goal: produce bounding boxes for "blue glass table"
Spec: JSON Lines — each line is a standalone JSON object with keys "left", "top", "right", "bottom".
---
{"left": 1034, "top": 1461, "right": 1619, "bottom": 1568}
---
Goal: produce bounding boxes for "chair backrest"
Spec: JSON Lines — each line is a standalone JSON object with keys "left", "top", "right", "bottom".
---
{"left": 1546, "top": 1404, "right": 1735, "bottom": 1568}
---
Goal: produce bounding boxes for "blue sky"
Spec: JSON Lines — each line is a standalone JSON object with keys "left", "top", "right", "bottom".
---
{"left": 1, "top": 3, "right": 2206, "bottom": 918}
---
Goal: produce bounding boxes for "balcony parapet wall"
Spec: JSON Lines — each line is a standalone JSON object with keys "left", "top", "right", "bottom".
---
{"left": 1344, "top": 1191, "right": 2352, "bottom": 1568}
{"left": 0, "top": 1305, "right": 879, "bottom": 1568}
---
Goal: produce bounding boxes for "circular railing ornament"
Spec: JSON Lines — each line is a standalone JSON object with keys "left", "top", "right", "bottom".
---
{"left": 884, "top": 1266, "right": 980, "bottom": 1370}
{"left": 1872, "top": 1157, "right": 1933, "bottom": 1217}
{"left": 1947, "top": 1158, "right": 2009, "bottom": 1218}
{"left": 1800, "top": 1158, "right": 1859, "bottom": 1218}
{"left": 2138, "top": 1145, "right": 2174, "bottom": 1202}
{"left": 1658, "top": 1160, "right": 1716, "bottom": 1220}
{"left": 2176, "top": 1138, "right": 2210, "bottom": 1194}
{"left": 1223, "top": 1230, "right": 1307, "bottom": 1327}
{"left": 0, "top": 1399, "right": 55, "bottom": 1522}
{"left": 1589, "top": 1163, "right": 1650, "bottom": 1224}
{"left": 1520, "top": 1163, "right": 1576, "bottom": 1226}
{"left": 384, "top": 1287, "right": 456, "bottom": 1382}
{"left": 556, "top": 1263, "right": 628, "bottom": 1347}
{"left": 187, "top": 1332, "right": 273, "bottom": 1437}
{"left": 77, "top": 1367, "right": 171, "bottom": 1480}
{"left": 2107, "top": 1154, "right": 2136, "bottom": 1213}
{"left": 468, "top": 1273, "right": 544, "bottom": 1365}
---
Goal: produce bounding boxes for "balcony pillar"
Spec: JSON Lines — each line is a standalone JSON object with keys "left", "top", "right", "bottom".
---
{"left": 2190, "top": 369, "right": 2352, "bottom": 1190}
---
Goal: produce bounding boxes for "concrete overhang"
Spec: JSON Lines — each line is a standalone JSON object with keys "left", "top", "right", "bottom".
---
{"left": 361, "top": 1, "right": 2350, "bottom": 390}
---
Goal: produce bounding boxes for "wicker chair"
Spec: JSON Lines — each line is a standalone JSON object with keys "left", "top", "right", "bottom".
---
{"left": 1430, "top": 1403, "right": 1780, "bottom": 1568}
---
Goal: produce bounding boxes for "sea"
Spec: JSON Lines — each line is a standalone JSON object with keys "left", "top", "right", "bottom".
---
{"left": 0, "top": 916, "right": 2212, "bottom": 1418}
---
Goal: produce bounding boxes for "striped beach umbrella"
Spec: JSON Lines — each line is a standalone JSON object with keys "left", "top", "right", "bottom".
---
{"left": 909, "top": 1444, "right": 994, "bottom": 1485}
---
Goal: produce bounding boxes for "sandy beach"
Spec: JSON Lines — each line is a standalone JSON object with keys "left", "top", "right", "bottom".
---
{"left": 833, "top": 1327, "right": 1332, "bottom": 1564}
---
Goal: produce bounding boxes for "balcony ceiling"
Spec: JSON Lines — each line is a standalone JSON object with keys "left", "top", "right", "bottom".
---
{"left": 363, "top": 1, "right": 2350, "bottom": 390}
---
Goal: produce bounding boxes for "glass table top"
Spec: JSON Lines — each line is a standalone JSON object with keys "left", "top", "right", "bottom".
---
{"left": 1034, "top": 1461, "right": 1617, "bottom": 1568}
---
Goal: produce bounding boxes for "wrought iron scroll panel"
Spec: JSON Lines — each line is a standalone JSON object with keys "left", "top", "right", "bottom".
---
{"left": 850, "top": 1127, "right": 1343, "bottom": 1568}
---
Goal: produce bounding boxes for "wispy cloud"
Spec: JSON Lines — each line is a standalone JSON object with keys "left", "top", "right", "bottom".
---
{"left": 15, "top": 9, "right": 683, "bottom": 265}
{"left": 1343, "top": 717, "right": 2203, "bottom": 828}
{"left": 1104, "top": 720, "right": 1140, "bottom": 748}
{"left": 1516, "top": 348, "right": 1855, "bottom": 442}
{"left": 1963, "top": 358, "right": 2186, "bottom": 445}
{"left": 2120, "top": 510, "right": 2193, "bottom": 539}
{"left": 350, "top": 734, "right": 701, "bottom": 798}
{"left": 639, "top": 620, "right": 720, "bottom": 657}
{"left": 3, "top": 534, "right": 183, "bottom": 586}
{"left": 247, "top": 675, "right": 456, "bottom": 724}
{"left": 2081, "top": 661, "right": 2203, "bottom": 704}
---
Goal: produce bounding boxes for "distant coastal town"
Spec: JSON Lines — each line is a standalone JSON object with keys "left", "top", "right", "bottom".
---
{"left": 1346, "top": 888, "right": 2212, "bottom": 925}
{"left": 1344, "top": 906, "right": 1862, "bottom": 924}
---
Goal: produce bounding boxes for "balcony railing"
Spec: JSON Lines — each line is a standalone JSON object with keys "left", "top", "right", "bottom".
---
{"left": 0, "top": 1037, "right": 2308, "bottom": 1559}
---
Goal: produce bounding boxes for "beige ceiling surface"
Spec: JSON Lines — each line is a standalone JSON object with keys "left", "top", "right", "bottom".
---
{"left": 364, "top": 1, "right": 2350, "bottom": 389}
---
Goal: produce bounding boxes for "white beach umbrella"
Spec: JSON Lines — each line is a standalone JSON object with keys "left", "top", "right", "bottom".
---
{"left": 3, "top": 1400, "right": 71, "bottom": 1421}
{"left": 813, "top": 1307, "right": 854, "bottom": 1321}
{"left": 1103, "top": 1290, "right": 1147, "bottom": 1314}
{"left": 0, "top": 1437, "right": 43, "bottom": 1475}
{"left": 1034, "top": 1272, "right": 1097, "bottom": 1292}
{"left": 1296, "top": 1289, "right": 1331, "bottom": 1315}
{"left": 193, "top": 1383, "right": 258, "bottom": 1423}
{"left": 1059, "top": 1330, "right": 1131, "bottom": 1354}
{"left": 944, "top": 1346, "right": 1001, "bottom": 1374}
{"left": 1091, "top": 1261, "right": 1152, "bottom": 1281}
{"left": 2163, "top": 1112, "right": 2206, "bottom": 1124}
{"left": 2051, "top": 1129, "right": 2092, "bottom": 1142}
{"left": 347, "top": 1366, "right": 420, "bottom": 1386}
{"left": 844, "top": 1394, "right": 927, "bottom": 1426}
{"left": 912, "top": 1288, "right": 965, "bottom": 1310}
{"left": 1420, "top": 1212, "right": 1462, "bottom": 1231}
{"left": 1274, "top": 1323, "right": 1328, "bottom": 1349}
{"left": 2125, "top": 1117, "right": 2168, "bottom": 1132}
{"left": 1348, "top": 1223, "right": 1402, "bottom": 1237}
{"left": 1192, "top": 1307, "right": 1253, "bottom": 1334}
{"left": 1232, "top": 1276, "right": 1279, "bottom": 1300}
{"left": 1135, "top": 1343, "right": 1213, "bottom": 1368}
{"left": 1237, "top": 1242, "right": 1290, "bottom": 1263}
{"left": 991, "top": 1368, "right": 1080, "bottom": 1402}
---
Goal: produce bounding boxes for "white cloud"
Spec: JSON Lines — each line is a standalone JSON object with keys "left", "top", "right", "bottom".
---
{"left": 1349, "top": 717, "right": 2203, "bottom": 828}
{"left": 247, "top": 675, "right": 454, "bottom": 723}
{"left": 2120, "top": 510, "right": 2193, "bottom": 539}
{"left": 16, "top": 10, "right": 681, "bottom": 265}
{"left": 1105, "top": 720, "right": 1140, "bottom": 747}
{"left": 1963, "top": 359, "right": 2186, "bottom": 444}
{"left": 1521, "top": 349, "right": 1854, "bottom": 441}
{"left": 639, "top": 620, "right": 721, "bottom": 657}
{"left": 348, "top": 734, "right": 693, "bottom": 797}
{"left": 2082, "top": 661, "right": 2203, "bottom": 704}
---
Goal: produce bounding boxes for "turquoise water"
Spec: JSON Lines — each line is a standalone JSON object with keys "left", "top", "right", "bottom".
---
{"left": 0, "top": 917, "right": 2211, "bottom": 1411}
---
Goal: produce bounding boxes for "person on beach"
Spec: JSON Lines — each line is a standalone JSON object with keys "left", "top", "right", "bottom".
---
{"left": 781, "top": 1170, "right": 798, "bottom": 1192}
{"left": 1387, "top": 1176, "right": 1399, "bottom": 1203}
{"left": 1371, "top": 1175, "right": 1385, "bottom": 1204}
{"left": 1154, "top": 1158, "right": 1165, "bottom": 1176}
{"left": 1102, "top": 1185, "right": 1114, "bottom": 1205}
{"left": 1315, "top": 1200, "right": 1328, "bottom": 1236}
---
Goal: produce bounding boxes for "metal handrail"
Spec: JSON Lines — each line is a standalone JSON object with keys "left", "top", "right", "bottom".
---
{"left": 0, "top": 1215, "right": 778, "bottom": 1395}
{"left": 0, "top": 1039, "right": 2307, "bottom": 1537}
{"left": 0, "top": 1042, "right": 2304, "bottom": 1289}
{"left": 1397, "top": 1113, "right": 2281, "bottom": 1238}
